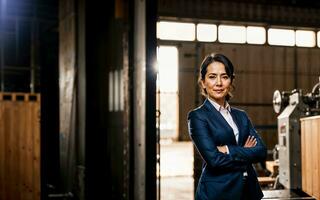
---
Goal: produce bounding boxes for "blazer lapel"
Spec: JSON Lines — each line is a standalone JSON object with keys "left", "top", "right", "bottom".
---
{"left": 230, "top": 108, "right": 244, "bottom": 146}
{"left": 203, "top": 99, "right": 237, "bottom": 145}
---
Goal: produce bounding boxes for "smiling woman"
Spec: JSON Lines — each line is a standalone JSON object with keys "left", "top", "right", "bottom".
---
{"left": 199, "top": 59, "right": 233, "bottom": 106}
{"left": 188, "top": 53, "right": 267, "bottom": 200}
{"left": 198, "top": 54, "right": 235, "bottom": 105}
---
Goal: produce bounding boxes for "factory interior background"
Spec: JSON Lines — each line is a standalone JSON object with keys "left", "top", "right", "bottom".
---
{"left": 1, "top": 0, "right": 320, "bottom": 199}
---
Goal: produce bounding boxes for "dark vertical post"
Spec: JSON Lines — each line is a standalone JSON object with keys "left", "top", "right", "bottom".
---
{"left": 39, "top": 1, "right": 59, "bottom": 198}
{"left": 193, "top": 43, "right": 202, "bottom": 193}
{"left": 84, "top": 0, "right": 113, "bottom": 198}
{"left": 128, "top": 0, "right": 135, "bottom": 199}
{"left": 76, "top": 0, "right": 86, "bottom": 198}
{"left": 145, "top": 0, "right": 157, "bottom": 199}
{"left": 85, "top": 0, "right": 133, "bottom": 199}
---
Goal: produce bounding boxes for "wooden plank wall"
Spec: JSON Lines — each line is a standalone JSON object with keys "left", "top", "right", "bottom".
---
{"left": 301, "top": 116, "right": 320, "bottom": 199}
{"left": 0, "top": 93, "right": 41, "bottom": 200}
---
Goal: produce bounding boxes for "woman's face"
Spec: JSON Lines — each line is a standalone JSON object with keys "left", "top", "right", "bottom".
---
{"left": 201, "top": 62, "right": 231, "bottom": 106}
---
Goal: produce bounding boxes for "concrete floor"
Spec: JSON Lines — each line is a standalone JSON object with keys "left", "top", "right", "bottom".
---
{"left": 160, "top": 176, "right": 194, "bottom": 200}
{"left": 159, "top": 140, "right": 194, "bottom": 200}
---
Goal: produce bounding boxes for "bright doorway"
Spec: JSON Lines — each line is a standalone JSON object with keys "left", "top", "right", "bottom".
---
{"left": 157, "top": 46, "right": 194, "bottom": 200}
{"left": 157, "top": 46, "right": 179, "bottom": 140}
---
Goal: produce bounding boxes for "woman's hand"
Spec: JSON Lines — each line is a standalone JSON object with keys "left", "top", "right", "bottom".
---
{"left": 217, "top": 145, "right": 228, "bottom": 154}
{"left": 244, "top": 135, "right": 257, "bottom": 148}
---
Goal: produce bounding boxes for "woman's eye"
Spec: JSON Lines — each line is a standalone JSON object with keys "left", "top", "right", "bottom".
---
{"left": 208, "top": 76, "right": 216, "bottom": 79}
{"left": 222, "top": 76, "right": 229, "bottom": 79}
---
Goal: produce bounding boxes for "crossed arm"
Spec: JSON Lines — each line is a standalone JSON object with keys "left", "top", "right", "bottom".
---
{"left": 188, "top": 111, "right": 267, "bottom": 171}
{"left": 217, "top": 135, "right": 257, "bottom": 153}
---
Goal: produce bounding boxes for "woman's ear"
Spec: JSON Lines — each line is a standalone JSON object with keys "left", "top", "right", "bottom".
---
{"left": 200, "top": 80, "right": 206, "bottom": 89}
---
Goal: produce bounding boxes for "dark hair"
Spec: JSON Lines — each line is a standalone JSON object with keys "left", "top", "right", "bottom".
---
{"left": 198, "top": 53, "right": 235, "bottom": 101}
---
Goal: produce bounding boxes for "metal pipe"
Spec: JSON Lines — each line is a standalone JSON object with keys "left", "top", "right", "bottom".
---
{"left": 133, "top": 0, "right": 146, "bottom": 199}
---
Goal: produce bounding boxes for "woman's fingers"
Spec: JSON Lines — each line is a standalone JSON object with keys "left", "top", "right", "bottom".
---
{"left": 245, "top": 136, "right": 253, "bottom": 146}
{"left": 244, "top": 136, "right": 257, "bottom": 148}
{"left": 247, "top": 136, "right": 252, "bottom": 143}
{"left": 217, "top": 145, "right": 227, "bottom": 153}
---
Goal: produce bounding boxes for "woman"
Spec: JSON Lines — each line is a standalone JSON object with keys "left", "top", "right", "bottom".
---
{"left": 187, "top": 53, "right": 267, "bottom": 200}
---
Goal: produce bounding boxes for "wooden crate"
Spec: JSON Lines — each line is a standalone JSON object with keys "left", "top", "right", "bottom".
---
{"left": 0, "top": 92, "right": 41, "bottom": 200}
{"left": 301, "top": 115, "right": 320, "bottom": 199}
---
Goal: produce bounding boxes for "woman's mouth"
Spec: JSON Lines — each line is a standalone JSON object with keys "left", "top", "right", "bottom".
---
{"left": 214, "top": 89, "right": 224, "bottom": 93}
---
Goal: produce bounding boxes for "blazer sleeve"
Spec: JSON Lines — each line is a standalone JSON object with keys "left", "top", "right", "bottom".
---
{"left": 188, "top": 110, "right": 247, "bottom": 171}
{"left": 228, "top": 112, "right": 267, "bottom": 163}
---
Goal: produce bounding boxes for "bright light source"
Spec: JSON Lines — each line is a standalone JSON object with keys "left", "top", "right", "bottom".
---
{"left": 157, "top": 21, "right": 195, "bottom": 41}
{"left": 247, "top": 26, "right": 266, "bottom": 44}
{"left": 197, "top": 23, "right": 217, "bottom": 42}
{"left": 218, "top": 25, "right": 246, "bottom": 44}
{"left": 295, "top": 30, "right": 316, "bottom": 47}
{"left": 157, "top": 46, "right": 178, "bottom": 92}
{"left": 268, "top": 28, "right": 295, "bottom": 46}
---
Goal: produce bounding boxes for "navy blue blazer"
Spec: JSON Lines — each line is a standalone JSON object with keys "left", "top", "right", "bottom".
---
{"left": 188, "top": 99, "right": 267, "bottom": 200}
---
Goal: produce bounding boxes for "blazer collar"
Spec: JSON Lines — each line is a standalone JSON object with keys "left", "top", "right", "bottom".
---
{"left": 203, "top": 98, "right": 219, "bottom": 113}
{"left": 207, "top": 98, "right": 231, "bottom": 112}
{"left": 203, "top": 99, "right": 245, "bottom": 146}
{"left": 203, "top": 99, "right": 237, "bottom": 145}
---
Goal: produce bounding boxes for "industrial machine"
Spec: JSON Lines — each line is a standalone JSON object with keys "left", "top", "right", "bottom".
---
{"left": 272, "top": 77, "right": 320, "bottom": 190}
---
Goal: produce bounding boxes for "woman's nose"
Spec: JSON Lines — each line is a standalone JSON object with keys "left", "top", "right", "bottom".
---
{"left": 216, "top": 77, "right": 222, "bottom": 85}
